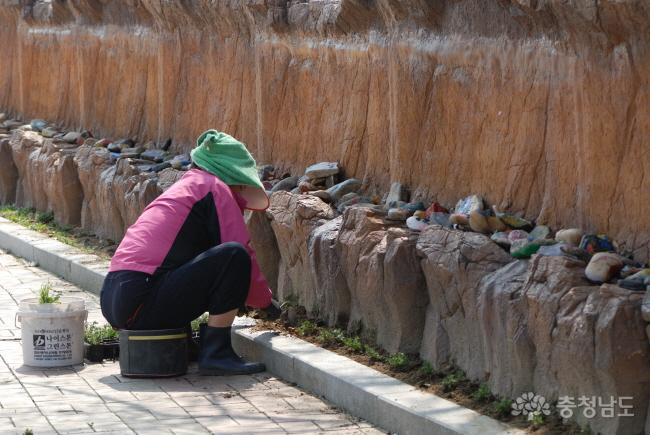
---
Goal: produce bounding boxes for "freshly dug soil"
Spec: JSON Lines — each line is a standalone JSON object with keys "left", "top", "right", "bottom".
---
{"left": 250, "top": 314, "right": 583, "bottom": 435}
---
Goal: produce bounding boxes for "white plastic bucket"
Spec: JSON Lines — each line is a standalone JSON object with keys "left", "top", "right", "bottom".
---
{"left": 16, "top": 297, "right": 87, "bottom": 367}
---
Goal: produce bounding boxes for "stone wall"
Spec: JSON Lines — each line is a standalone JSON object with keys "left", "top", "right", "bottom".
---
{"left": 1, "top": 0, "right": 650, "bottom": 262}
{"left": 1, "top": 119, "right": 649, "bottom": 434}
{"left": 0, "top": 128, "right": 183, "bottom": 239}
{"left": 250, "top": 192, "right": 650, "bottom": 435}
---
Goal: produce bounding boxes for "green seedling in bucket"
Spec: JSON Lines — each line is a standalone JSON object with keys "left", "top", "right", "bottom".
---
{"left": 38, "top": 282, "right": 60, "bottom": 304}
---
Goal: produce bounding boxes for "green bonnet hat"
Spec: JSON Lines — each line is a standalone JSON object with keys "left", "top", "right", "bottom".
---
{"left": 191, "top": 130, "right": 269, "bottom": 211}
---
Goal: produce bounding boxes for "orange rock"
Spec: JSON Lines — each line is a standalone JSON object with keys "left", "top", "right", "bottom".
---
{"left": 449, "top": 213, "right": 469, "bottom": 226}
{"left": 469, "top": 210, "right": 490, "bottom": 234}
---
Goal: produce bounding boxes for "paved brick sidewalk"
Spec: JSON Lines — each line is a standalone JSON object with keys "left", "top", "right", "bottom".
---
{"left": 0, "top": 249, "right": 384, "bottom": 435}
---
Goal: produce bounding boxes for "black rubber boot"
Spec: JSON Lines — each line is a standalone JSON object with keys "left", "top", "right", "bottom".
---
{"left": 198, "top": 326, "right": 265, "bottom": 375}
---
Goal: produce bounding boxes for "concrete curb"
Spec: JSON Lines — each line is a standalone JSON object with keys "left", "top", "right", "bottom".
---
{"left": 0, "top": 217, "right": 523, "bottom": 435}
{"left": 0, "top": 217, "right": 108, "bottom": 295}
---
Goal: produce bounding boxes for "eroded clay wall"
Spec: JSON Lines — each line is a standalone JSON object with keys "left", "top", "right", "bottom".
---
{"left": 1, "top": 0, "right": 650, "bottom": 261}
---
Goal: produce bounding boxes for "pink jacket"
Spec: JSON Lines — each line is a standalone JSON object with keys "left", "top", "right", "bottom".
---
{"left": 109, "top": 169, "right": 272, "bottom": 308}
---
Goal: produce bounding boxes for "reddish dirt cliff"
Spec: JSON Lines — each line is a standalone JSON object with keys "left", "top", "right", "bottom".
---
{"left": 1, "top": 0, "right": 649, "bottom": 262}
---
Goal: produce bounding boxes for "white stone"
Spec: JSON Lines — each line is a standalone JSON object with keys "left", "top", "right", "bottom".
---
{"left": 406, "top": 216, "right": 428, "bottom": 231}
{"left": 305, "top": 162, "right": 339, "bottom": 179}
{"left": 585, "top": 252, "right": 624, "bottom": 283}
{"left": 385, "top": 182, "right": 407, "bottom": 206}
{"left": 555, "top": 228, "right": 583, "bottom": 246}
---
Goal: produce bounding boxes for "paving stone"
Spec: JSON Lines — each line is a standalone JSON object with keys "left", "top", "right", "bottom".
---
{"left": 0, "top": 245, "right": 381, "bottom": 435}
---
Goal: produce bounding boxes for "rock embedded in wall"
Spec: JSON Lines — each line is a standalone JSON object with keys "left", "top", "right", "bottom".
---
{"left": 74, "top": 145, "right": 124, "bottom": 241}
{"left": 111, "top": 159, "right": 160, "bottom": 232}
{"left": 416, "top": 225, "right": 650, "bottom": 434}
{"left": 9, "top": 130, "right": 46, "bottom": 210}
{"left": 157, "top": 167, "right": 184, "bottom": 191}
{"left": 308, "top": 216, "right": 351, "bottom": 327}
{"left": 337, "top": 206, "right": 427, "bottom": 353}
{"left": 416, "top": 226, "right": 513, "bottom": 375}
{"left": 0, "top": 136, "right": 18, "bottom": 204}
{"left": 266, "top": 191, "right": 336, "bottom": 310}
{"left": 42, "top": 141, "right": 83, "bottom": 226}
{"left": 246, "top": 209, "right": 281, "bottom": 296}
{"left": 549, "top": 284, "right": 650, "bottom": 435}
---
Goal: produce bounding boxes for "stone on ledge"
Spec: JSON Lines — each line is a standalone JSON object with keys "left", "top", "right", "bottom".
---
{"left": 454, "top": 195, "right": 483, "bottom": 216}
{"left": 385, "top": 182, "right": 408, "bottom": 206}
{"left": 326, "top": 178, "right": 362, "bottom": 202}
{"left": 585, "top": 252, "right": 624, "bottom": 283}
{"left": 555, "top": 228, "right": 583, "bottom": 246}
{"left": 305, "top": 162, "right": 339, "bottom": 179}
{"left": 271, "top": 176, "right": 299, "bottom": 192}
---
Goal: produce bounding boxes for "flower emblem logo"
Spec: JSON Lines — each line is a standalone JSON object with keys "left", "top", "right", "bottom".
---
{"left": 511, "top": 392, "right": 552, "bottom": 420}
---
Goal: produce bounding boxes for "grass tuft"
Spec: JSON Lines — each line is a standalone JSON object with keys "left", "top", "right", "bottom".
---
{"left": 38, "top": 282, "right": 60, "bottom": 304}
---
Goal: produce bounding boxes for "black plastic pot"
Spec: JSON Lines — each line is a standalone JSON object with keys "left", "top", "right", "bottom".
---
{"left": 84, "top": 343, "right": 104, "bottom": 363}
{"left": 119, "top": 328, "right": 188, "bottom": 378}
{"left": 84, "top": 340, "right": 120, "bottom": 363}
{"left": 102, "top": 340, "right": 120, "bottom": 361}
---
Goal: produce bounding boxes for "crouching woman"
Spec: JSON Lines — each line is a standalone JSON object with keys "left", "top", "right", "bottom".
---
{"left": 100, "top": 130, "right": 272, "bottom": 375}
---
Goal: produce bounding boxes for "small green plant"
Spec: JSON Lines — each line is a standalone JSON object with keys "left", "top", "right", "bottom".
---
{"left": 419, "top": 361, "right": 434, "bottom": 377}
{"left": 530, "top": 411, "right": 545, "bottom": 426}
{"left": 365, "top": 345, "right": 384, "bottom": 362}
{"left": 296, "top": 320, "right": 318, "bottom": 336}
{"left": 441, "top": 370, "right": 465, "bottom": 392}
{"left": 341, "top": 335, "right": 363, "bottom": 353}
{"left": 84, "top": 322, "right": 118, "bottom": 345}
{"left": 191, "top": 312, "right": 209, "bottom": 331}
{"left": 387, "top": 352, "right": 410, "bottom": 371}
{"left": 472, "top": 384, "right": 491, "bottom": 402}
{"left": 38, "top": 282, "right": 60, "bottom": 304}
{"left": 493, "top": 398, "right": 513, "bottom": 418}
{"left": 36, "top": 210, "right": 54, "bottom": 224}
{"left": 23, "top": 429, "right": 33, "bottom": 435}
{"left": 316, "top": 328, "right": 339, "bottom": 346}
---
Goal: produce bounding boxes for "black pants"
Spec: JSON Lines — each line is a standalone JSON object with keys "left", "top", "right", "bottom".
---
{"left": 100, "top": 242, "right": 252, "bottom": 330}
